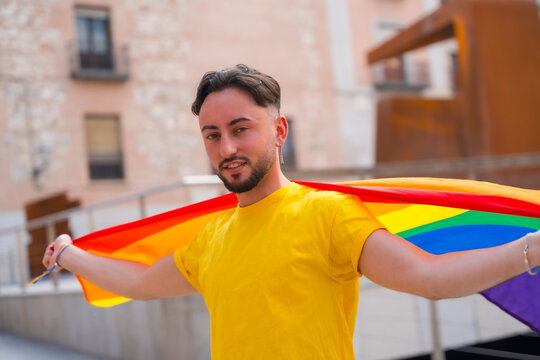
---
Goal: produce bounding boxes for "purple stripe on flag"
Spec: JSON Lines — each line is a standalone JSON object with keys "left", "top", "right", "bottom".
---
{"left": 481, "top": 272, "right": 540, "bottom": 334}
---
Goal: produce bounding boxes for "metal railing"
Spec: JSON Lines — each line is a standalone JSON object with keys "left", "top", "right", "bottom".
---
{"left": 284, "top": 151, "right": 540, "bottom": 181}
{"left": 1, "top": 152, "right": 539, "bottom": 292}
{"left": 68, "top": 41, "right": 130, "bottom": 81}
{"left": 1, "top": 153, "right": 539, "bottom": 360}
{"left": 0, "top": 175, "right": 225, "bottom": 291}
{"left": 372, "top": 59, "right": 430, "bottom": 92}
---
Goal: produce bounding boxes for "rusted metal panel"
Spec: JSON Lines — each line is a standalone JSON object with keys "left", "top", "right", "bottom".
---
{"left": 376, "top": 98, "right": 464, "bottom": 161}
{"left": 369, "top": 0, "right": 540, "bottom": 166}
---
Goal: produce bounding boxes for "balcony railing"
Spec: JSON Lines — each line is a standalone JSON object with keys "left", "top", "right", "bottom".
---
{"left": 68, "top": 41, "right": 130, "bottom": 81}
{"left": 372, "top": 58, "right": 430, "bottom": 92}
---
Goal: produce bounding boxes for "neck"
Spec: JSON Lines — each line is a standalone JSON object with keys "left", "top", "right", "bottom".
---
{"left": 236, "top": 165, "right": 290, "bottom": 207}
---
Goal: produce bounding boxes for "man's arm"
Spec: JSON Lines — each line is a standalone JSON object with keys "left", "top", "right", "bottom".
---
{"left": 359, "top": 229, "right": 540, "bottom": 300}
{"left": 42, "top": 234, "right": 197, "bottom": 300}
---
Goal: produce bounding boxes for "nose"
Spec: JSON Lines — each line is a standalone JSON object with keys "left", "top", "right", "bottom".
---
{"left": 219, "top": 133, "right": 237, "bottom": 158}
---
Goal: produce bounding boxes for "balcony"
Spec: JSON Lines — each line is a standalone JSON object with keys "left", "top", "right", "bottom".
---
{"left": 372, "top": 58, "right": 430, "bottom": 93}
{"left": 68, "top": 41, "right": 130, "bottom": 81}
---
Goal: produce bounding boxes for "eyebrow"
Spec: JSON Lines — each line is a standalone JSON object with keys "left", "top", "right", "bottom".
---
{"left": 201, "top": 117, "right": 251, "bottom": 132}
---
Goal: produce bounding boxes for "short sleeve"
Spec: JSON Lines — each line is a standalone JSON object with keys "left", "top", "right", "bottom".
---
{"left": 328, "top": 195, "right": 384, "bottom": 282}
{"left": 173, "top": 233, "right": 204, "bottom": 292}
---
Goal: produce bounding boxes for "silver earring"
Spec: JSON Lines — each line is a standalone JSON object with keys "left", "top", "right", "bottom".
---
{"left": 279, "top": 147, "right": 284, "bottom": 165}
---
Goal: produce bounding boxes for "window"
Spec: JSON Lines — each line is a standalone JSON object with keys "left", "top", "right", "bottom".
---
{"left": 450, "top": 50, "right": 459, "bottom": 92}
{"left": 85, "top": 115, "right": 124, "bottom": 180}
{"left": 70, "top": 7, "right": 129, "bottom": 80}
{"left": 282, "top": 118, "right": 297, "bottom": 168}
{"left": 76, "top": 8, "right": 113, "bottom": 70}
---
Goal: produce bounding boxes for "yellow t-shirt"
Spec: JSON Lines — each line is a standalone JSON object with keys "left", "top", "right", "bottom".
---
{"left": 174, "top": 182, "right": 383, "bottom": 359}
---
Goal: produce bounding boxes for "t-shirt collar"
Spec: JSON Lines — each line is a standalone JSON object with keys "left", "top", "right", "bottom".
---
{"left": 236, "top": 182, "right": 298, "bottom": 215}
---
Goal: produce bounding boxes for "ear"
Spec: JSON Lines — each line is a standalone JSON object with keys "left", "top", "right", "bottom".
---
{"left": 274, "top": 115, "right": 288, "bottom": 148}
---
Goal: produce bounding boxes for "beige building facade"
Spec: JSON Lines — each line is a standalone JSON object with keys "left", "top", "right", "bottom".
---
{"left": 0, "top": 0, "right": 442, "bottom": 217}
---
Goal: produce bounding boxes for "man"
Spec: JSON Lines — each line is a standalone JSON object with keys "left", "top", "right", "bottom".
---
{"left": 44, "top": 64, "right": 539, "bottom": 359}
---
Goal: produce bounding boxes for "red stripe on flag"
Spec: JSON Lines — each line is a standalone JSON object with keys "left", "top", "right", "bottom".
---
{"left": 75, "top": 193, "right": 238, "bottom": 252}
{"left": 297, "top": 182, "right": 540, "bottom": 218}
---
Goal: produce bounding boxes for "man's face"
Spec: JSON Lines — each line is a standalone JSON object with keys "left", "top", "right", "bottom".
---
{"left": 199, "top": 87, "right": 277, "bottom": 193}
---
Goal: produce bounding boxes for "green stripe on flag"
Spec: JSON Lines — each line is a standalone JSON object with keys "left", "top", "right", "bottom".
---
{"left": 398, "top": 211, "right": 540, "bottom": 238}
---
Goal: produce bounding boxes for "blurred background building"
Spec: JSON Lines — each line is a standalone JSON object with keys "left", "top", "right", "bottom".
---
{"left": 0, "top": 0, "right": 453, "bottom": 218}
{"left": 1, "top": 0, "right": 539, "bottom": 359}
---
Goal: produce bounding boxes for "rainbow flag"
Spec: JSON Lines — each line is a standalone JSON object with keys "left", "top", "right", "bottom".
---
{"left": 70, "top": 178, "right": 540, "bottom": 332}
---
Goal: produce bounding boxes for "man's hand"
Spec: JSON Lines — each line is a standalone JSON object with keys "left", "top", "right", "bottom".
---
{"left": 42, "top": 234, "right": 73, "bottom": 271}
{"left": 39, "top": 233, "right": 196, "bottom": 300}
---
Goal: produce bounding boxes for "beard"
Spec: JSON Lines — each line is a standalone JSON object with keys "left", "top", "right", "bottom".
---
{"left": 216, "top": 148, "right": 276, "bottom": 194}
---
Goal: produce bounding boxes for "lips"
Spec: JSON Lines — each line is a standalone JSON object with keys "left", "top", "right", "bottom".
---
{"left": 219, "top": 157, "right": 249, "bottom": 174}
{"left": 223, "top": 161, "right": 246, "bottom": 169}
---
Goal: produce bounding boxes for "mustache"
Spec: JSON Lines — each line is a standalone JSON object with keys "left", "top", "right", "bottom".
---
{"left": 218, "top": 156, "right": 250, "bottom": 171}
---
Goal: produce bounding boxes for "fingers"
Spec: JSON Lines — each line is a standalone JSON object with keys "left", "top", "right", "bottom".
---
{"left": 42, "top": 246, "right": 55, "bottom": 269}
{"left": 41, "top": 234, "right": 73, "bottom": 270}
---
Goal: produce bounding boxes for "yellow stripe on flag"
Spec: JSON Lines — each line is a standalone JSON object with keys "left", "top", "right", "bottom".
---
{"left": 375, "top": 204, "right": 467, "bottom": 234}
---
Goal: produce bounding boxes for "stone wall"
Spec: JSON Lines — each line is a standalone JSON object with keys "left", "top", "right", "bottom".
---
{"left": 0, "top": 0, "right": 69, "bottom": 205}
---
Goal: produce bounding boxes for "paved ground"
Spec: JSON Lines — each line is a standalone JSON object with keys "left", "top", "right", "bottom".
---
{"left": 0, "top": 331, "right": 110, "bottom": 360}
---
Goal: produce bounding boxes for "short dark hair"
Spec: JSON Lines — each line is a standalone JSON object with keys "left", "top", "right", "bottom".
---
{"left": 191, "top": 64, "right": 281, "bottom": 116}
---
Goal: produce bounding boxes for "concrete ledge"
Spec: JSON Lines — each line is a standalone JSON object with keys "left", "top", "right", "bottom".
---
{"left": 0, "top": 276, "right": 531, "bottom": 360}
{"left": 0, "top": 330, "right": 111, "bottom": 360}
{"left": 0, "top": 275, "right": 82, "bottom": 297}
